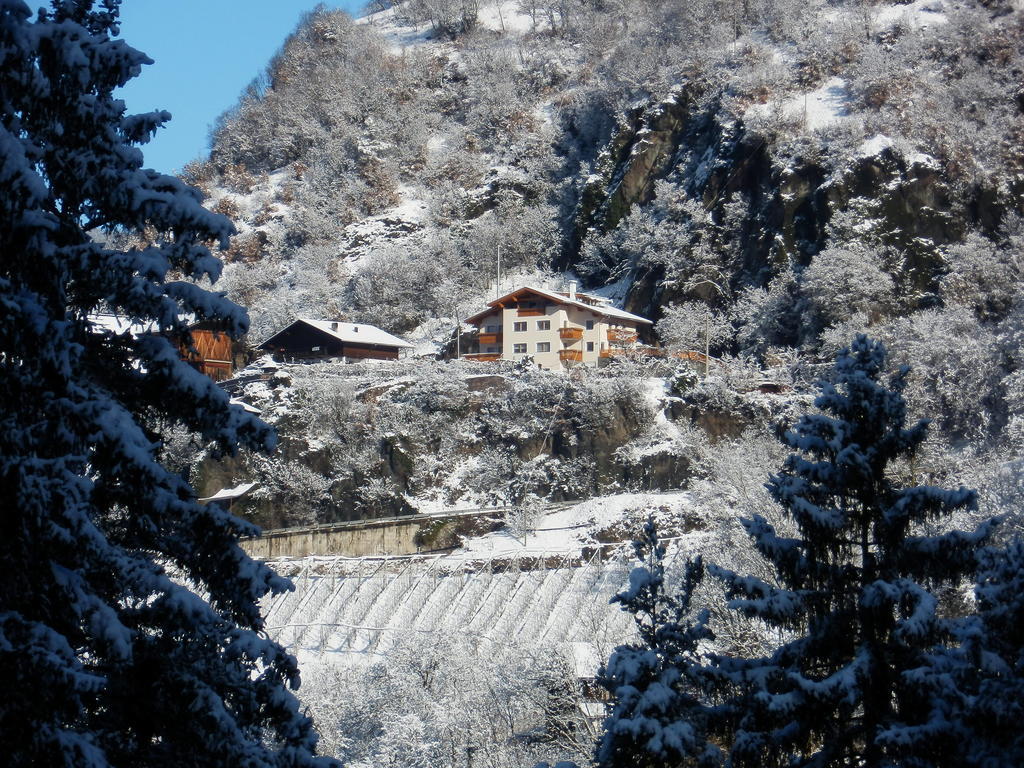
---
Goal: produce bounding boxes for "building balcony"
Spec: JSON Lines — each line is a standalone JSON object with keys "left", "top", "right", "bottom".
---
{"left": 606, "top": 328, "right": 638, "bottom": 344}
{"left": 477, "top": 333, "right": 502, "bottom": 345}
{"left": 558, "top": 327, "right": 583, "bottom": 341}
{"left": 463, "top": 352, "right": 501, "bottom": 362}
{"left": 559, "top": 349, "right": 583, "bottom": 363}
{"left": 516, "top": 308, "right": 544, "bottom": 317}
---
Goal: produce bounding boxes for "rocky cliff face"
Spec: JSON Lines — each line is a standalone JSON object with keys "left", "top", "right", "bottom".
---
{"left": 193, "top": 360, "right": 712, "bottom": 529}
{"left": 569, "top": 82, "right": 1018, "bottom": 326}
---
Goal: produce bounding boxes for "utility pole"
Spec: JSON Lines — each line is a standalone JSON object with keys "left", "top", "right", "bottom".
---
{"left": 684, "top": 263, "right": 729, "bottom": 380}
{"left": 705, "top": 309, "right": 711, "bottom": 378}
{"left": 455, "top": 300, "right": 461, "bottom": 359}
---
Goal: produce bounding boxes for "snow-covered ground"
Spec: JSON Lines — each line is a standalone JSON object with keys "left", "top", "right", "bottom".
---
{"left": 454, "top": 489, "right": 697, "bottom": 557}
{"left": 356, "top": 0, "right": 539, "bottom": 54}
{"left": 746, "top": 76, "right": 851, "bottom": 132}
{"left": 872, "top": 0, "right": 948, "bottom": 32}
{"left": 355, "top": 5, "right": 436, "bottom": 53}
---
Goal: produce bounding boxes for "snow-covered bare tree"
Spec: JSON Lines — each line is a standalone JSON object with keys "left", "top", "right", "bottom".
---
{"left": 0, "top": 3, "right": 331, "bottom": 766}
{"left": 656, "top": 301, "right": 733, "bottom": 357}
{"left": 799, "top": 243, "right": 895, "bottom": 337}
{"left": 709, "top": 335, "right": 996, "bottom": 768}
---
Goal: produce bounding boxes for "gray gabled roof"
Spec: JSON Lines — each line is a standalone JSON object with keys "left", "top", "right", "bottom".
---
{"left": 258, "top": 318, "right": 413, "bottom": 350}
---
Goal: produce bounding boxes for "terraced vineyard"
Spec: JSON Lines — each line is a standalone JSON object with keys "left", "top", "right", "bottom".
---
{"left": 262, "top": 543, "right": 690, "bottom": 662}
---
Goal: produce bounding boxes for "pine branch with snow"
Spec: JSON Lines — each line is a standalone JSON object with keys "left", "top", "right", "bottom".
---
{"left": 0, "top": 2, "right": 333, "bottom": 765}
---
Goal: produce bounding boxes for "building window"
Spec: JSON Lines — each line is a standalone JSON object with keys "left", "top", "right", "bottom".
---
{"left": 486, "top": 347, "right": 498, "bottom": 353}
{"left": 513, "top": 343, "right": 527, "bottom": 354}
{"left": 485, "top": 324, "right": 500, "bottom": 334}
{"left": 536, "top": 342, "right": 551, "bottom": 353}
{"left": 587, "top": 341, "right": 594, "bottom": 352}
{"left": 513, "top": 321, "right": 527, "bottom": 332}
{"left": 585, "top": 319, "right": 595, "bottom": 330}
{"left": 537, "top": 320, "right": 551, "bottom": 331}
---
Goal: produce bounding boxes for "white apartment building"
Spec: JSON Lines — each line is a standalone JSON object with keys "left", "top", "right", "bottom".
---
{"left": 463, "top": 283, "right": 652, "bottom": 370}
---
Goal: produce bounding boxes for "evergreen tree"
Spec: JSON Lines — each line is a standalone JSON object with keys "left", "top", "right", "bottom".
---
{"left": 961, "top": 538, "right": 1024, "bottom": 765}
{"left": 920, "top": 537, "right": 1024, "bottom": 768}
{"left": 0, "top": 2, "right": 332, "bottom": 765}
{"left": 597, "top": 520, "right": 721, "bottom": 768}
{"left": 708, "top": 335, "right": 995, "bottom": 768}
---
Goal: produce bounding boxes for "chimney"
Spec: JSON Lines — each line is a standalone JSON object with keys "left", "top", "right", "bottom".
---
{"left": 568, "top": 280, "right": 577, "bottom": 300}
{"left": 330, "top": 321, "right": 338, "bottom": 331}
{"left": 353, "top": 326, "right": 358, "bottom": 333}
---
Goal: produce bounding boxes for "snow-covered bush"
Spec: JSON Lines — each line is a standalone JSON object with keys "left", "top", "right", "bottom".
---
{"left": 799, "top": 241, "right": 896, "bottom": 337}
{"left": 303, "top": 635, "right": 592, "bottom": 768}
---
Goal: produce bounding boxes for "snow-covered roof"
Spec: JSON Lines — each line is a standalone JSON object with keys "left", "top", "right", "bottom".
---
{"left": 199, "top": 482, "right": 258, "bottom": 503}
{"left": 230, "top": 397, "right": 262, "bottom": 415}
{"left": 465, "top": 286, "right": 652, "bottom": 325}
{"left": 88, "top": 313, "right": 157, "bottom": 336}
{"left": 259, "top": 318, "right": 413, "bottom": 349}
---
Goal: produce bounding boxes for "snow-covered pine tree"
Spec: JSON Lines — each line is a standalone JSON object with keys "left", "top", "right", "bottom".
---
{"left": 597, "top": 520, "right": 721, "bottom": 768}
{"left": 0, "top": 2, "right": 332, "bottom": 766}
{"left": 920, "top": 537, "right": 1024, "bottom": 767}
{"left": 709, "top": 335, "right": 995, "bottom": 768}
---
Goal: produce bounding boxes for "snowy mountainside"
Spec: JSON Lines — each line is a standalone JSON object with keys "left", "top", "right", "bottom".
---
{"left": 167, "top": 5, "right": 1024, "bottom": 763}
{"left": 174, "top": 0, "right": 1024, "bottom": 540}
{"left": 191, "top": 0, "right": 1022, "bottom": 347}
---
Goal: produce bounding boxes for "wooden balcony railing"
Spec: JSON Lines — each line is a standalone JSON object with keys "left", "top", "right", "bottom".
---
{"left": 477, "top": 333, "right": 502, "bottom": 345}
{"left": 600, "top": 346, "right": 662, "bottom": 360}
{"left": 559, "top": 349, "right": 583, "bottom": 363}
{"left": 463, "top": 353, "right": 501, "bottom": 362}
{"left": 558, "top": 327, "right": 583, "bottom": 341}
{"left": 606, "top": 328, "right": 638, "bottom": 343}
{"left": 516, "top": 308, "right": 544, "bottom": 317}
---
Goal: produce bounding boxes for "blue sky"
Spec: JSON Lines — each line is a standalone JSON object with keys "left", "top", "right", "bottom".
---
{"left": 115, "top": 1, "right": 366, "bottom": 174}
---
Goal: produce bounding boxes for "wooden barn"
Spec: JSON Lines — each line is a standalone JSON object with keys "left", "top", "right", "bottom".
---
{"left": 258, "top": 318, "right": 413, "bottom": 362}
{"left": 91, "top": 313, "right": 243, "bottom": 382}
{"left": 179, "top": 323, "right": 240, "bottom": 382}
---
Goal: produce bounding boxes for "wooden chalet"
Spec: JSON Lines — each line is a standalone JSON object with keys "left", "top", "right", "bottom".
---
{"left": 463, "top": 283, "right": 652, "bottom": 370}
{"left": 258, "top": 318, "right": 413, "bottom": 362}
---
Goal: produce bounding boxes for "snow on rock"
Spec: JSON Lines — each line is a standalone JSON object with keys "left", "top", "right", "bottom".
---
{"left": 858, "top": 134, "right": 940, "bottom": 169}
{"left": 859, "top": 134, "right": 895, "bottom": 157}
{"left": 337, "top": 187, "right": 430, "bottom": 270}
